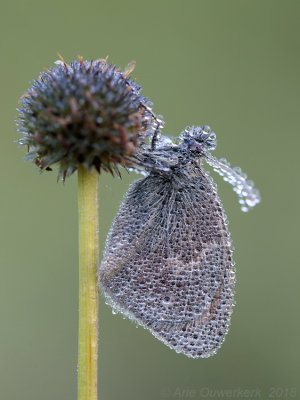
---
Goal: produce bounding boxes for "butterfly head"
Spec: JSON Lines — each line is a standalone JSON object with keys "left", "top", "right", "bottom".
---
{"left": 180, "top": 126, "right": 217, "bottom": 153}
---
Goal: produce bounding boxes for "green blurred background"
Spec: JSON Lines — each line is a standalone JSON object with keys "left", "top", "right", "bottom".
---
{"left": 1, "top": 0, "right": 299, "bottom": 399}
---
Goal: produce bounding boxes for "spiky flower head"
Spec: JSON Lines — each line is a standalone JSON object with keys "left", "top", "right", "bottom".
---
{"left": 17, "top": 56, "right": 159, "bottom": 179}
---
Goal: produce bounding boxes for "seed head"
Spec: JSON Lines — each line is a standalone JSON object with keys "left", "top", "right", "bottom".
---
{"left": 17, "top": 57, "right": 158, "bottom": 179}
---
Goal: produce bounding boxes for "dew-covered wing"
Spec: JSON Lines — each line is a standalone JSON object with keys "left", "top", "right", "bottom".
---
{"left": 99, "top": 164, "right": 235, "bottom": 358}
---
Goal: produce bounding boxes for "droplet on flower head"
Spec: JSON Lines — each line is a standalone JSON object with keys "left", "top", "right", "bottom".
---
{"left": 17, "top": 56, "right": 159, "bottom": 180}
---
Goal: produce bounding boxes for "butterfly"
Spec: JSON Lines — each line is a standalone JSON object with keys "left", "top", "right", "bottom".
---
{"left": 98, "top": 125, "right": 260, "bottom": 357}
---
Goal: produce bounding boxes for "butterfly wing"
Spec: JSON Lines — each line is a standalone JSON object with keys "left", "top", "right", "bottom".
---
{"left": 99, "top": 163, "right": 235, "bottom": 358}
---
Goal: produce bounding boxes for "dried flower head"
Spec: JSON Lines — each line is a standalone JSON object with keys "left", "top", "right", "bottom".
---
{"left": 17, "top": 56, "right": 159, "bottom": 179}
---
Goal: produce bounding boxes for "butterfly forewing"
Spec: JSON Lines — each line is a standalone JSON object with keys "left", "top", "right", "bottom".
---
{"left": 99, "top": 162, "right": 235, "bottom": 358}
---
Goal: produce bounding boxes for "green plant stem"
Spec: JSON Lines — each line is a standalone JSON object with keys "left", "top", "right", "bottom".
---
{"left": 78, "top": 166, "right": 99, "bottom": 400}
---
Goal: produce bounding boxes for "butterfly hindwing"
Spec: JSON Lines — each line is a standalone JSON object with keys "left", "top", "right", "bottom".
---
{"left": 99, "top": 162, "right": 235, "bottom": 358}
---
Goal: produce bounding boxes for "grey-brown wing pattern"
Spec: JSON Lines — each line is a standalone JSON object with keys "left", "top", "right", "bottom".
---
{"left": 99, "top": 162, "right": 235, "bottom": 358}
